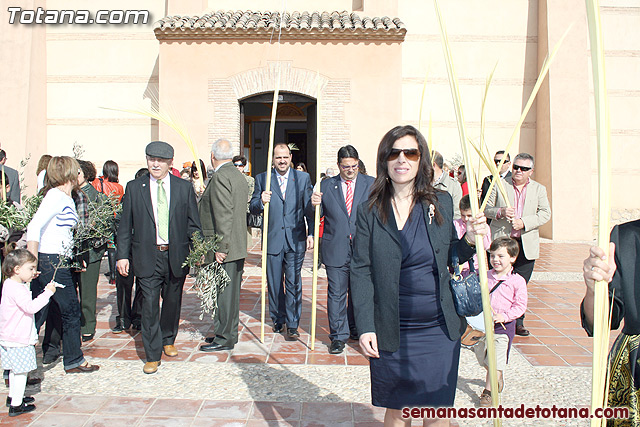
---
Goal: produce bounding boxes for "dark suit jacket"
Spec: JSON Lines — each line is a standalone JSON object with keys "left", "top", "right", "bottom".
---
{"left": 249, "top": 168, "right": 314, "bottom": 255}
{"left": 319, "top": 173, "right": 374, "bottom": 267}
{"left": 581, "top": 220, "right": 640, "bottom": 336}
{"left": 350, "top": 191, "right": 475, "bottom": 352}
{"left": 2, "top": 165, "right": 20, "bottom": 204}
{"left": 116, "top": 173, "right": 201, "bottom": 278}
{"left": 198, "top": 161, "right": 248, "bottom": 263}
{"left": 480, "top": 170, "right": 511, "bottom": 205}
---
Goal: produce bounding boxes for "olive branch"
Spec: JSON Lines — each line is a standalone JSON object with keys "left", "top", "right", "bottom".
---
{"left": 183, "top": 231, "right": 230, "bottom": 320}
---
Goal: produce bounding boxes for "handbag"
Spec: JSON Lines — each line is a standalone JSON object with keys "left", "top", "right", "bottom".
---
{"left": 460, "top": 281, "right": 506, "bottom": 348}
{"left": 247, "top": 212, "right": 263, "bottom": 229}
{"left": 449, "top": 245, "right": 483, "bottom": 317}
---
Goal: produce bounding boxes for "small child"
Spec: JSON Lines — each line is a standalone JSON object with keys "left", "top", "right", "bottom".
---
{"left": 0, "top": 249, "right": 56, "bottom": 416}
{"left": 454, "top": 195, "right": 492, "bottom": 276}
{"left": 474, "top": 237, "right": 527, "bottom": 407}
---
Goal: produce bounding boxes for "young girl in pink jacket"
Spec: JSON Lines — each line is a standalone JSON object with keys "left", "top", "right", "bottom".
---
{"left": 0, "top": 249, "right": 56, "bottom": 417}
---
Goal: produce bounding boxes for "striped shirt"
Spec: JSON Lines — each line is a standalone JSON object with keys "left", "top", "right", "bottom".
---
{"left": 26, "top": 188, "right": 78, "bottom": 255}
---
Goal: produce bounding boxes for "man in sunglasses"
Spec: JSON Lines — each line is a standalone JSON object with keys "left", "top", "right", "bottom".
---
{"left": 484, "top": 153, "right": 551, "bottom": 336}
{"left": 480, "top": 150, "right": 511, "bottom": 205}
{"left": 311, "top": 145, "right": 374, "bottom": 354}
{"left": 432, "top": 151, "right": 463, "bottom": 219}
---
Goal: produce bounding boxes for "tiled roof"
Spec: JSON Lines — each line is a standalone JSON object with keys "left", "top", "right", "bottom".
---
{"left": 154, "top": 10, "right": 406, "bottom": 41}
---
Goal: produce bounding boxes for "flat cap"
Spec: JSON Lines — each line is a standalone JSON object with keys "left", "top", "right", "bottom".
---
{"left": 145, "top": 141, "right": 174, "bottom": 159}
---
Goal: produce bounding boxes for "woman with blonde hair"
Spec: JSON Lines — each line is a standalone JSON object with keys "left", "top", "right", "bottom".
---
{"left": 27, "top": 156, "right": 99, "bottom": 373}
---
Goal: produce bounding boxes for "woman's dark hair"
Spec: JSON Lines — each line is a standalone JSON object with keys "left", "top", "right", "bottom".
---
{"left": 232, "top": 155, "right": 247, "bottom": 167}
{"left": 78, "top": 160, "right": 97, "bottom": 183}
{"left": 296, "top": 163, "right": 307, "bottom": 172}
{"left": 368, "top": 125, "right": 443, "bottom": 225}
{"left": 358, "top": 159, "right": 367, "bottom": 175}
{"left": 457, "top": 165, "right": 467, "bottom": 184}
{"left": 191, "top": 159, "right": 206, "bottom": 176}
{"left": 135, "top": 168, "right": 149, "bottom": 179}
{"left": 2, "top": 248, "right": 37, "bottom": 278}
{"left": 36, "top": 154, "right": 52, "bottom": 175}
{"left": 102, "top": 160, "right": 119, "bottom": 183}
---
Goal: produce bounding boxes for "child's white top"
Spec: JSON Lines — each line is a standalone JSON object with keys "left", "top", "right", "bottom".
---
{"left": 26, "top": 187, "right": 78, "bottom": 254}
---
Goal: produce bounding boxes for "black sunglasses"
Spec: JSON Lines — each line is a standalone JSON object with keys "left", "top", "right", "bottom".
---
{"left": 513, "top": 164, "right": 532, "bottom": 172}
{"left": 494, "top": 159, "right": 509, "bottom": 165}
{"left": 388, "top": 148, "right": 420, "bottom": 162}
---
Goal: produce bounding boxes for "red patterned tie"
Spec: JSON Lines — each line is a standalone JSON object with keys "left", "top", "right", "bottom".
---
{"left": 346, "top": 180, "right": 353, "bottom": 216}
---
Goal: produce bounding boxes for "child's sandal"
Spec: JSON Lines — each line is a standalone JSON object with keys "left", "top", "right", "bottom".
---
{"left": 480, "top": 389, "right": 492, "bottom": 407}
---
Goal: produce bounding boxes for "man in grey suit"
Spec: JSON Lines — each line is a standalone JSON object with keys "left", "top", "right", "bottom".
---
{"left": 0, "top": 150, "right": 20, "bottom": 203}
{"left": 311, "top": 145, "right": 374, "bottom": 354}
{"left": 199, "top": 139, "right": 249, "bottom": 351}
{"left": 250, "top": 143, "right": 314, "bottom": 340}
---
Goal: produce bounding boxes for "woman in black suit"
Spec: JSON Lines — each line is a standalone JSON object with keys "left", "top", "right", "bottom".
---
{"left": 351, "top": 125, "right": 487, "bottom": 426}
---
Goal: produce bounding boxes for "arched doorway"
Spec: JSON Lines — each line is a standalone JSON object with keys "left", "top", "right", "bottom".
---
{"left": 240, "top": 92, "right": 318, "bottom": 183}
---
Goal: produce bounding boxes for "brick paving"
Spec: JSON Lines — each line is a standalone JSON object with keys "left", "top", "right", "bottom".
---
{"left": 0, "top": 239, "right": 598, "bottom": 425}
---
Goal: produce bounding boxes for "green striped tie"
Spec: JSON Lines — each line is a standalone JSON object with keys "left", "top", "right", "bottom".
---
{"left": 157, "top": 178, "right": 169, "bottom": 241}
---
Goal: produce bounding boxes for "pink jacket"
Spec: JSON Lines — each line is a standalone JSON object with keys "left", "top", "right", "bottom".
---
{"left": 487, "top": 268, "right": 528, "bottom": 322}
{"left": 0, "top": 278, "right": 53, "bottom": 345}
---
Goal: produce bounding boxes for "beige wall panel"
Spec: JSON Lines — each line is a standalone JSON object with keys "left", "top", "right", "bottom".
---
{"left": 47, "top": 83, "right": 157, "bottom": 118}
{"left": 158, "top": 40, "right": 402, "bottom": 172}
{"left": 400, "top": 0, "right": 536, "bottom": 37}
{"left": 47, "top": 40, "right": 159, "bottom": 75}
{"left": 599, "top": 57, "right": 640, "bottom": 91}
{"left": 47, "top": 0, "right": 165, "bottom": 30}
{"left": 601, "top": 9, "right": 640, "bottom": 51}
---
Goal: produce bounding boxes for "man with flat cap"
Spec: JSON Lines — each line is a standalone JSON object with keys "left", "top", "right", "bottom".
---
{"left": 117, "top": 141, "right": 201, "bottom": 374}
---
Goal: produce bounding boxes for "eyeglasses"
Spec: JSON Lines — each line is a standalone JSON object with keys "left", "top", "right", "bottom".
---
{"left": 234, "top": 163, "right": 244, "bottom": 167}
{"left": 339, "top": 164, "right": 359, "bottom": 171}
{"left": 387, "top": 148, "right": 420, "bottom": 162}
{"left": 512, "top": 164, "right": 532, "bottom": 172}
{"left": 494, "top": 159, "right": 509, "bottom": 165}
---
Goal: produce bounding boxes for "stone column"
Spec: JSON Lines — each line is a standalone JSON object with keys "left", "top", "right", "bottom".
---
{"left": 536, "top": 0, "right": 592, "bottom": 240}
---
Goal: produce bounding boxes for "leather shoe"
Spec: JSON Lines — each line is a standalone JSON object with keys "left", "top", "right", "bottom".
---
{"left": 329, "top": 340, "right": 345, "bottom": 355}
{"left": 82, "top": 333, "right": 94, "bottom": 342}
{"left": 515, "top": 325, "right": 530, "bottom": 336}
{"left": 200, "top": 342, "right": 234, "bottom": 352}
{"left": 286, "top": 328, "right": 300, "bottom": 341}
{"left": 65, "top": 363, "right": 100, "bottom": 374}
{"left": 163, "top": 345, "right": 178, "bottom": 357}
{"left": 272, "top": 323, "right": 284, "bottom": 333}
{"left": 8, "top": 402, "right": 36, "bottom": 417}
{"left": 6, "top": 396, "right": 34, "bottom": 407}
{"left": 204, "top": 334, "right": 224, "bottom": 344}
{"left": 111, "top": 323, "right": 125, "bottom": 334}
{"left": 143, "top": 361, "right": 161, "bottom": 374}
{"left": 349, "top": 332, "right": 359, "bottom": 341}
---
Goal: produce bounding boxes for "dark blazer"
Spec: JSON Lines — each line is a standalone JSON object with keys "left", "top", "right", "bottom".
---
{"left": 581, "top": 220, "right": 640, "bottom": 336}
{"left": 350, "top": 191, "right": 475, "bottom": 352}
{"left": 116, "top": 173, "right": 201, "bottom": 278}
{"left": 319, "top": 173, "right": 374, "bottom": 267}
{"left": 480, "top": 170, "right": 511, "bottom": 205}
{"left": 249, "top": 168, "right": 314, "bottom": 255}
{"left": 198, "top": 162, "right": 248, "bottom": 263}
{"left": 2, "top": 165, "right": 20, "bottom": 204}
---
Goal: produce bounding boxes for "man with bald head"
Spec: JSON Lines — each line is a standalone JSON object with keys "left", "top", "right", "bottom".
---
{"left": 199, "top": 139, "right": 249, "bottom": 351}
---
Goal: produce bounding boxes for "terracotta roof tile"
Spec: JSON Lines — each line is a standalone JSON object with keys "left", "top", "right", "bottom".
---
{"left": 154, "top": 10, "right": 406, "bottom": 41}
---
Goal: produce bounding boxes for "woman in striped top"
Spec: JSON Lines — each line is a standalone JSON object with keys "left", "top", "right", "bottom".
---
{"left": 26, "top": 156, "right": 99, "bottom": 374}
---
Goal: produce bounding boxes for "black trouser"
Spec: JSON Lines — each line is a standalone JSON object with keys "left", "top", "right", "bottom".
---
{"left": 212, "top": 259, "right": 245, "bottom": 347}
{"left": 512, "top": 237, "right": 535, "bottom": 326}
{"left": 33, "top": 254, "right": 86, "bottom": 370}
{"left": 136, "top": 248, "right": 186, "bottom": 362}
{"left": 115, "top": 259, "right": 143, "bottom": 328}
{"left": 325, "top": 246, "right": 357, "bottom": 342}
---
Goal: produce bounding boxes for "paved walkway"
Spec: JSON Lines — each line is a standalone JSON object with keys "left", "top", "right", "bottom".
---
{"left": 0, "top": 240, "right": 599, "bottom": 426}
